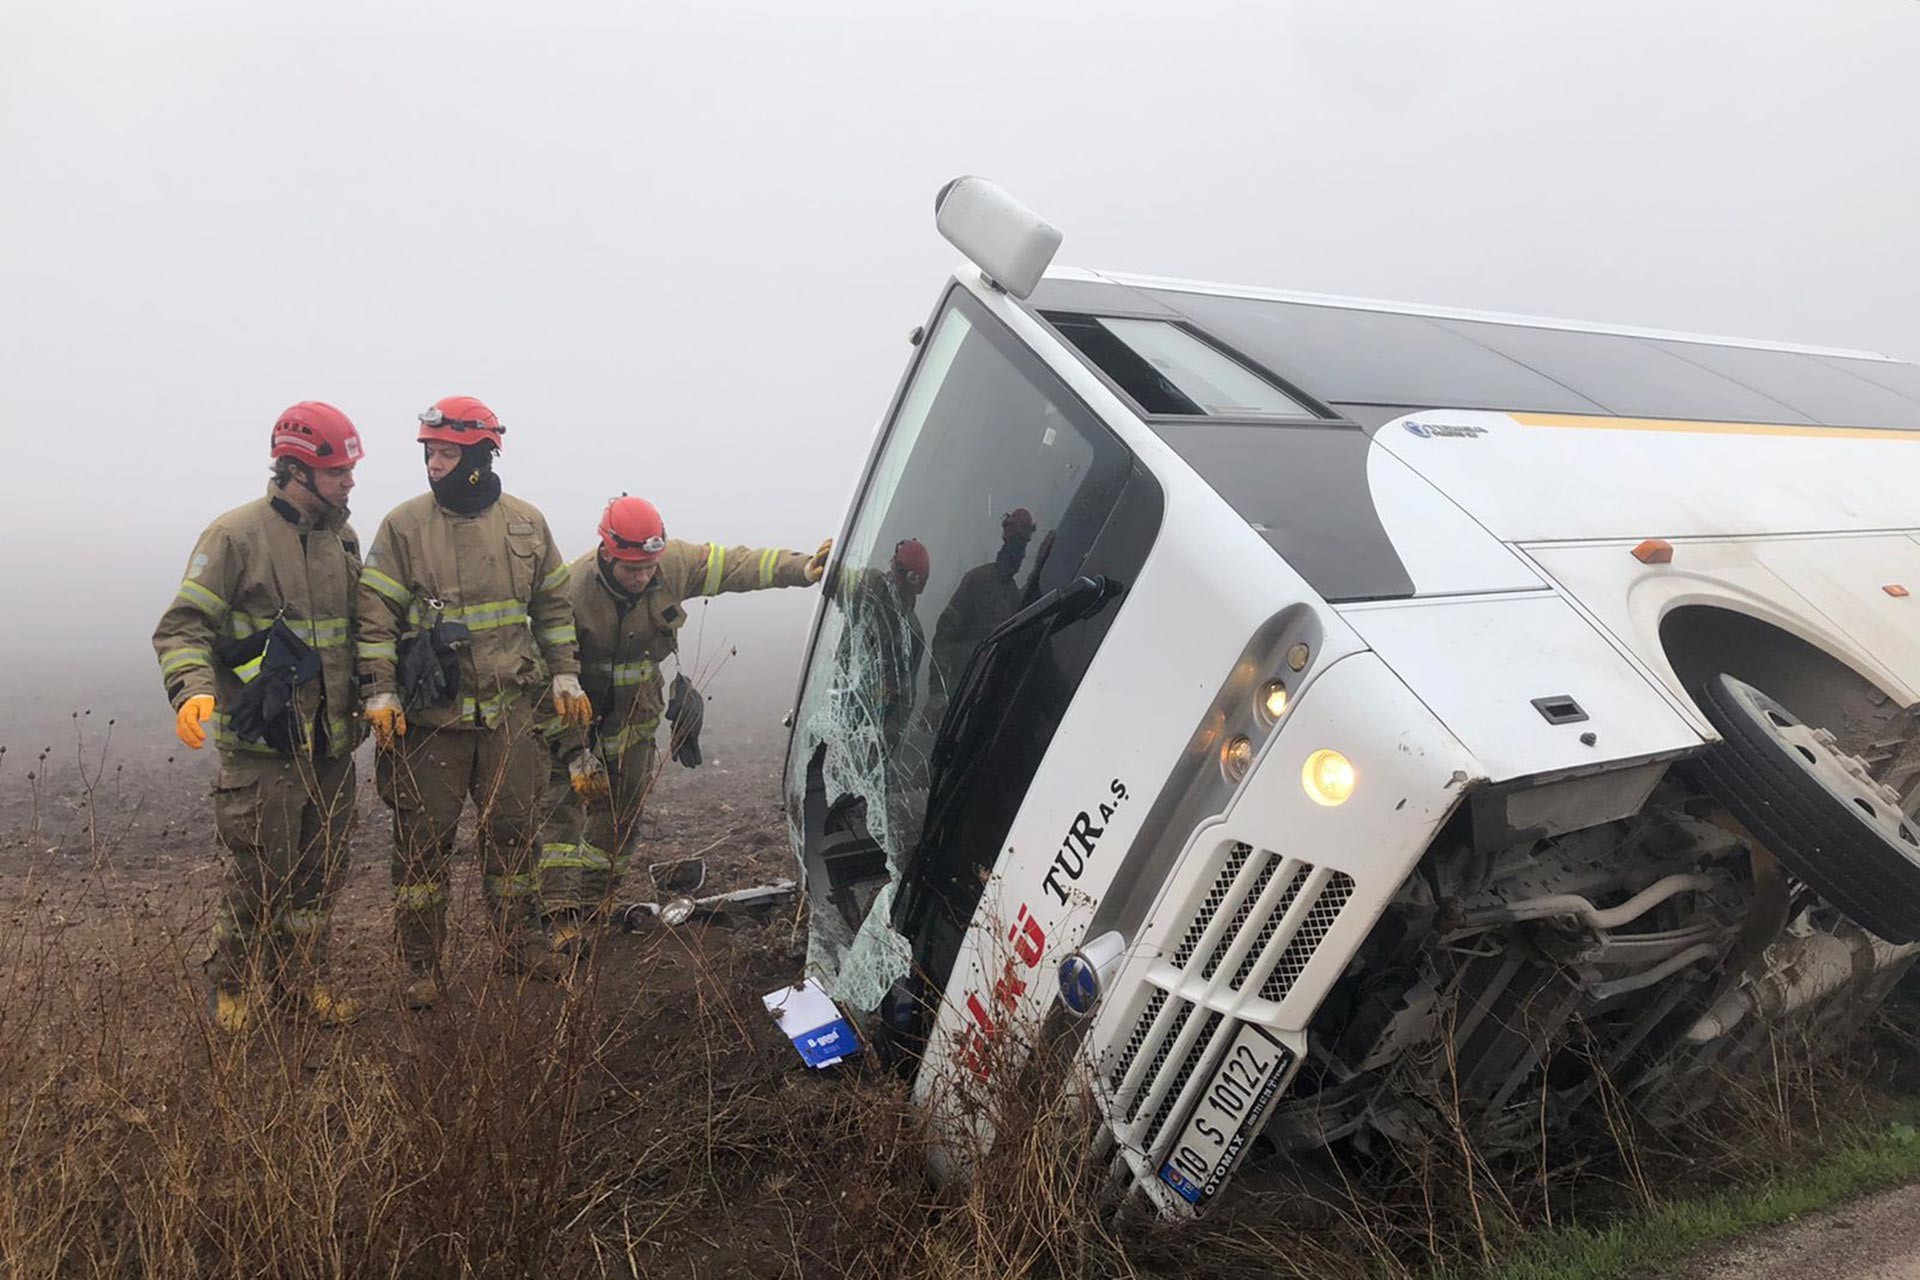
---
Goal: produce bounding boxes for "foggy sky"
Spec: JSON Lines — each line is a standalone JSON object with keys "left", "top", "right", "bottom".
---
{"left": 3, "top": 0, "right": 1917, "bottom": 758}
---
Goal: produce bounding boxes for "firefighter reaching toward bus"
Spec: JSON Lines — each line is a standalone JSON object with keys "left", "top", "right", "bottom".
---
{"left": 534, "top": 495, "right": 831, "bottom": 965}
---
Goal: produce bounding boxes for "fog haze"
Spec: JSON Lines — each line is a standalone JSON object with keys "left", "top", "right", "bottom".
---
{"left": 3, "top": 0, "right": 1917, "bottom": 761}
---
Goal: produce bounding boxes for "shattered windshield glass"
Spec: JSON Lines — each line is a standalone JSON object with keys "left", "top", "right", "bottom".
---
{"left": 788, "top": 287, "right": 1140, "bottom": 1012}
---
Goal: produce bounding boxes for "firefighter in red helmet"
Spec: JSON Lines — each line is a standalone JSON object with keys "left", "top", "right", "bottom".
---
{"left": 533, "top": 495, "right": 832, "bottom": 964}
{"left": 356, "top": 396, "right": 590, "bottom": 1007}
{"left": 828, "top": 537, "right": 933, "bottom": 757}
{"left": 152, "top": 401, "right": 367, "bottom": 1032}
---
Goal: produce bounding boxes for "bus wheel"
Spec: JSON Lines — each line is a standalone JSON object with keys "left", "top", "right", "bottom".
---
{"left": 1692, "top": 673, "right": 1920, "bottom": 943}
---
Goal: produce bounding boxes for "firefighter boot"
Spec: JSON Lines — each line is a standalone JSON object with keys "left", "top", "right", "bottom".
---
{"left": 296, "top": 983, "right": 362, "bottom": 1026}
{"left": 485, "top": 877, "right": 556, "bottom": 979}
{"left": 402, "top": 973, "right": 441, "bottom": 1010}
{"left": 546, "top": 911, "right": 593, "bottom": 973}
{"left": 211, "top": 985, "right": 262, "bottom": 1034}
{"left": 394, "top": 882, "right": 449, "bottom": 1002}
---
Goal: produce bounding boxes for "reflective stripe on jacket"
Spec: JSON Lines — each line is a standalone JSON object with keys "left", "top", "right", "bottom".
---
{"left": 151, "top": 484, "right": 362, "bottom": 759}
{"left": 355, "top": 491, "right": 580, "bottom": 731}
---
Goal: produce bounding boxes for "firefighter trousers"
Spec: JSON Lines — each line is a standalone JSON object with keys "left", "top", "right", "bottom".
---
{"left": 536, "top": 743, "right": 658, "bottom": 919}
{"left": 208, "top": 750, "right": 357, "bottom": 994}
{"left": 375, "top": 705, "right": 548, "bottom": 975}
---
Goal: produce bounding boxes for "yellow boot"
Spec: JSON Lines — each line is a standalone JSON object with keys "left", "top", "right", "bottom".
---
{"left": 298, "top": 983, "right": 362, "bottom": 1027}
{"left": 548, "top": 916, "right": 592, "bottom": 967}
{"left": 402, "top": 973, "right": 441, "bottom": 1011}
{"left": 211, "top": 987, "right": 260, "bottom": 1034}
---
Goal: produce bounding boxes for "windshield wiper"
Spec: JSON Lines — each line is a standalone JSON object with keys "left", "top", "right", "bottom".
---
{"left": 893, "top": 574, "right": 1116, "bottom": 945}
{"left": 925, "top": 574, "right": 1113, "bottom": 782}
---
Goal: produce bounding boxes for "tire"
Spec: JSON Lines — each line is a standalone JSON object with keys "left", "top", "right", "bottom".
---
{"left": 1690, "top": 673, "right": 1920, "bottom": 944}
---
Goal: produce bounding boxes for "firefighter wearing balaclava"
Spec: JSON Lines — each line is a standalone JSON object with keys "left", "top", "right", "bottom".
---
{"left": 355, "top": 396, "right": 589, "bottom": 1008}
{"left": 152, "top": 401, "right": 367, "bottom": 1032}
{"left": 533, "top": 495, "right": 830, "bottom": 964}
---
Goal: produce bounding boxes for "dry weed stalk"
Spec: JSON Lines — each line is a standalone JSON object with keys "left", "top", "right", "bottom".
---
{"left": 1, "top": 719, "right": 1914, "bottom": 1278}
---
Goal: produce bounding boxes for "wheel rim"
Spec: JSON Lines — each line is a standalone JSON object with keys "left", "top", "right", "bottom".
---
{"left": 1723, "top": 678, "right": 1920, "bottom": 855}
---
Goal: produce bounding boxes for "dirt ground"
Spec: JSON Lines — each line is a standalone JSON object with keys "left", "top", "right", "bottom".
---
{"left": 0, "top": 707, "right": 801, "bottom": 1002}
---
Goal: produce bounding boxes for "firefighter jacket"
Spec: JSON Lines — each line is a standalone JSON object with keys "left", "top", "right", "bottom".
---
{"left": 152, "top": 484, "right": 362, "bottom": 759}
{"left": 567, "top": 540, "right": 815, "bottom": 761}
{"left": 356, "top": 491, "right": 580, "bottom": 731}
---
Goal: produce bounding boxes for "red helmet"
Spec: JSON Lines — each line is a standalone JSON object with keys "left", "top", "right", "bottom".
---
{"left": 271, "top": 401, "right": 364, "bottom": 470}
{"left": 1002, "top": 507, "right": 1036, "bottom": 541}
{"left": 417, "top": 395, "right": 505, "bottom": 450}
{"left": 891, "top": 538, "right": 930, "bottom": 590}
{"left": 598, "top": 495, "right": 667, "bottom": 563}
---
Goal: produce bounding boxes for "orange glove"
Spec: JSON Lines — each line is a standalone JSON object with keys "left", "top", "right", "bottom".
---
{"left": 365, "top": 693, "right": 407, "bottom": 750}
{"left": 569, "top": 751, "right": 610, "bottom": 805}
{"left": 175, "top": 695, "right": 215, "bottom": 750}
{"left": 805, "top": 538, "right": 834, "bottom": 584}
{"left": 552, "top": 674, "right": 593, "bottom": 728}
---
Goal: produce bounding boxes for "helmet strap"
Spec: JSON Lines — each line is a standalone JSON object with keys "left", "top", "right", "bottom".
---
{"left": 277, "top": 459, "right": 337, "bottom": 513}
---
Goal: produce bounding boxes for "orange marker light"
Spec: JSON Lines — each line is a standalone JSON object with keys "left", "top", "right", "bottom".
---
{"left": 1631, "top": 539, "right": 1674, "bottom": 565}
{"left": 1886, "top": 584, "right": 1911, "bottom": 598}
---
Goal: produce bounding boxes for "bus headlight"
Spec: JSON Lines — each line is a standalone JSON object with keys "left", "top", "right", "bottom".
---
{"left": 1257, "top": 680, "right": 1289, "bottom": 724}
{"left": 1221, "top": 735, "right": 1254, "bottom": 782}
{"left": 1302, "top": 750, "right": 1355, "bottom": 806}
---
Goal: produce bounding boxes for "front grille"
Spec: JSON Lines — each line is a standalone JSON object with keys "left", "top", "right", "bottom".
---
{"left": 1098, "top": 840, "right": 1362, "bottom": 1171}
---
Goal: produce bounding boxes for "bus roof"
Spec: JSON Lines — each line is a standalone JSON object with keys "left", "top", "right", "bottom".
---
{"left": 1029, "top": 268, "right": 1920, "bottom": 430}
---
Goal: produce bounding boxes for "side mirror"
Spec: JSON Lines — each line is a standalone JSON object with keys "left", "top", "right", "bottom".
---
{"left": 934, "top": 176, "right": 1063, "bottom": 300}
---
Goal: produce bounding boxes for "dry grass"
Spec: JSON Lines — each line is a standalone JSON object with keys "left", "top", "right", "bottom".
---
{"left": 3, "top": 726, "right": 1917, "bottom": 1278}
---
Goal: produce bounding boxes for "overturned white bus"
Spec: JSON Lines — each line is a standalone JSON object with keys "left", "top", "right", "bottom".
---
{"left": 782, "top": 178, "right": 1920, "bottom": 1216}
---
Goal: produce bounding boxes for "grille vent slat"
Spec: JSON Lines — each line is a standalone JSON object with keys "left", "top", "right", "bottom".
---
{"left": 1143, "top": 1011, "right": 1225, "bottom": 1144}
{"left": 1123, "top": 997, "right": 1193, "bottom": 1122}
{"left": 1260, "top": 872, "right": 1356, "bottom": 1003}
{"left": 1200, "top": 853, "right": 1280, "bottom": 979}
{"left": 1227, "top": 865, "right": 1310, "bottom": 991}
{"left": 1171, "top": 843, "right": 1250, "bottom": 969}
{"left": 1108, "top": 989, "right": 1168, "bottom": 1092}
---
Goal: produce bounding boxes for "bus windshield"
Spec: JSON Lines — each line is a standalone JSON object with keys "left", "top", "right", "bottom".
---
{"left": 786, "top": 287, "right": 1155, "bottom": 1013}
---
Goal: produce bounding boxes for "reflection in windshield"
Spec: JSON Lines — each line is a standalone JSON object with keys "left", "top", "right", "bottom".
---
{"left": 930, "top": 507, "right": 1042, "bottom": 698}
{"left": 787, "top": 289, "right": 1135, "bottom": 1012}
{"left": 836, "top": 539, "right": 932, "bottom": 761}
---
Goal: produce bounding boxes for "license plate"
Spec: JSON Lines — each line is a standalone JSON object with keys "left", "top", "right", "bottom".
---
{"left": 1158, "top": 1022, "right": 1292, "bottom": 1207}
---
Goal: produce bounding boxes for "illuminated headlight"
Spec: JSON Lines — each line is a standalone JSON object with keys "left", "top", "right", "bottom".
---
{"left": 1257, "top": 679, "right": 1290, "bottom": 724}
{"left": 1221, "top": 734, "right": 1255, "bottom": 782}
{"left": 1302, "top": 749, "right": 1356, "bottom": 806}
